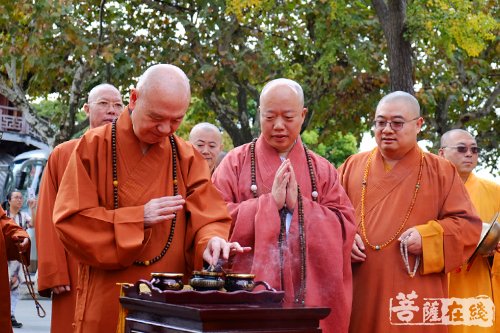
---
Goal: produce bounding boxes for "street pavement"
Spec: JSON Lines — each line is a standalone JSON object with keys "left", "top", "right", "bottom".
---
{"left": 12, "top": 298, "right": 51, "bottom": 333}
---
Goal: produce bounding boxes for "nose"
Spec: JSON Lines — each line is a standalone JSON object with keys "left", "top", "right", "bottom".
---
{"left": 201, "top": 146, "right": 210, "bottom": 155}
{"left": 273, "top": 117, "right": 285, "bottom": 130}
{"left": 156, "top": 122, "right": 171, "bottom": 136}
{"left": 107, "top": 107, "right": 118, "bottom": 115}
{"left": 381, "top": 122, "right": 394, "bottom": 133}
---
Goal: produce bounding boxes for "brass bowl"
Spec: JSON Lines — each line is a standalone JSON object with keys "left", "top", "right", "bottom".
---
{"left": 189, "top": 271, "right": 225, "bottom": 291}
{"left": 225, "top": 273, "right": 275, "bottom": 292}
{"left": 225, "top": 273, "right": 256, "bottom": 292}
{"left": 150, "top": 272, "right": 184, "bottom": 291}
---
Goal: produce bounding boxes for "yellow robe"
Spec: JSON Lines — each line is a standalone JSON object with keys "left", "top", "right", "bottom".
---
{"left": 448, "top": 173, "right": 500, "bottom": 333}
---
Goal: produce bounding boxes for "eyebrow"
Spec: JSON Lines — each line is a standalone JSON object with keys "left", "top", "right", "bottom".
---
{"left": 196, "top": 139, "right": 217, "bottom": 144}
{"left": 375, "top": 115, "right": 405, "bottom": 120}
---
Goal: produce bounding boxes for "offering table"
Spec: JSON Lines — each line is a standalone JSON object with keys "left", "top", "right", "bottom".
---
{"left": 119, "top": 281, "right": 330, "bottom": 333}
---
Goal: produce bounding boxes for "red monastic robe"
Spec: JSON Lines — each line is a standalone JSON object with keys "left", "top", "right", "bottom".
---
{"left": 212, "top": 136, "right": 357, "bottom": 333}
{"left": 1, "top": 207, "right": 29, "bottom": 333}
{"left": 53, "top": 110, "right": 231, "bottom": 333}
{"left": 36, "top": 139, "right": 79, "bottom": 333}
{"left": 338, "top": 146, "right": 482, "bottom": 333}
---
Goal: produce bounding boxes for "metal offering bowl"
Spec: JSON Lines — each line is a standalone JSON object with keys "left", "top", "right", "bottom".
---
{"left": 224, "top": 273, "right": 275, "bottom": 292}
{"left": 189, "top": 271, "right": 225, "bottom": 291}
{"left": 150, "top": 272, "right": 184, "bottom": 291}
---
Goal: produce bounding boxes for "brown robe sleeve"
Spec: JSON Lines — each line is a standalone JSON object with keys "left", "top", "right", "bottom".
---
{"left": 53, "top": 132, "right": 145, "bottom": 269}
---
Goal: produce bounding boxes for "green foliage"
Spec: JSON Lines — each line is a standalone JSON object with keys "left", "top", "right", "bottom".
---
{"left": 302, "top": 129, "right": 358, "bottom": 167}
{"left": 0, "top": 0, "right": 497, "bottom": 171}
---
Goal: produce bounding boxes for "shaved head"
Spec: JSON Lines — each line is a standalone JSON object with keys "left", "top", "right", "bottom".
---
{"left": 83, "top": 83, "right": 123, "bottom": 129}
{"left": 189, "top": 123, "right": 222, "bottom": 141}
{"left": 129, "top": 64, "right": 191, "bottom": 147}
{"left": 189, "top": 122, "right": 223, "bottom": 173}
{"left": 377, "top": 91, "right": 420, "bottom": 118}
{"left": 440, "top": 129, "right": 474, "bottom": 147}
{"left": 260, "top": 78, "right": 304, "bottom": 108}
{"left": 439, "top": 129, "right": 478, "bottom": 182}
{"left": 87, "top": 84, "right": 121, "bottom": 104}
{"left": 136, "top": 64, "right": 191, "bottom": 103}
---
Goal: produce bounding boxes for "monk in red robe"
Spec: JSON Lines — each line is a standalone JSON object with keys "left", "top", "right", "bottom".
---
{"left": 0, "top": 206, "right": 30, "bottom": 333}
{"left": 53, "top": 64, "right": 247, "bottom": 333}
{"left": 212, "top": 78, "right": 357, "bottom": 333}
{"left": 338, "top": 91, "right": 482, "bottom": 333}
{"left": 36, "top": 83, "right": 123, "bottom": 333}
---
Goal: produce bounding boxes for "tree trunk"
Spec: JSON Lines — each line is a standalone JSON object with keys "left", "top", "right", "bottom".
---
{"left": 372, "top": 0, "right": 414, "bottom": 94}
{"left": 54, "top": 62, "right": 91, "bottom": 145}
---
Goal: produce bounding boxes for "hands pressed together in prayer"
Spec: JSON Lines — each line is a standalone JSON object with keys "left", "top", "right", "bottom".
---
{"left": 203, "top": 236, "right": 252, "bottom": 266}
{"left": 351, "top": 227, "right": 423, "bottom": 262}
{"left": 272, "top": 159, "right": 297, "bottom": 211}
{"left": 144, "top": 195, "right": 185, "bottom": 227}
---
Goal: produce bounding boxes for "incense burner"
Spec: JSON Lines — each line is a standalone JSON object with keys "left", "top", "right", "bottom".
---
{"left": 189, "top": 271, "right": 225, "bottom": 291}
{"left": 150, "top": 272, "right": 184, "bottom": 291}
{"left": 225, "top": 273, "right": 274, "bottom": 292}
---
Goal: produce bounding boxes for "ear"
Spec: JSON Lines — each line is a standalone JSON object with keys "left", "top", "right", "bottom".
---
{"left": 438, "top": 148, "right": 445, "bottom": 158}
{"left": 83, "top": 103, "right": 91, "bottom": 118}
{"left": 416, "top": 116, "right": 424, "bottom": 132}
{"left": 301, "top": 107, "right": 308, "bottom": 119}
{"left": 129, "top": 88, "right": 138, "bottom": 110}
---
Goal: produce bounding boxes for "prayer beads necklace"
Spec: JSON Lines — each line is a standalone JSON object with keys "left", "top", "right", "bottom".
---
{"left": 359, "top": 148, "right": 424, "bottom": 251}
{"left": 249, "top": 138, "right": 317, "bottom": 304}
{"left": 112, "top": 119, "right": 178, "bottom": 266}
{"left": 400, "top": 235, "right": 420, "bottom": 278}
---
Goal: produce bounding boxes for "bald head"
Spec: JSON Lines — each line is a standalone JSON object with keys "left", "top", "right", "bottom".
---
{"left": 439, "top": 129, "right": 478, "bottom": 182}
{"left": 136, "top": 64, "right": 191, "bottom": 102}
{"left": 129, "top": 64, "right": 192, "bottom": 146}
{"left": 376, "top": 91, "right": 420, "bottom": 118}
{"left": 84, "top": 83, "right": 123, "bottom": 129}
{"left": 87, "top": 84, "right": 121, "bottom": 104}
{"left": 440, "top": 129, "right": 475, "bottom": 148}
{"left": 259, "top": 78, "right": 307, "bottom": 155}
{"left": 189, "top": 122, "right": 223, "bottom": 173}
{"left": 260, "top": 78, "right": 304, "bottom": 108}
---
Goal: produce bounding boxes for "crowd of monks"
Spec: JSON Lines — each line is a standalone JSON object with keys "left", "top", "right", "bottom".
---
{"left": 1, "top": 63, "right": 498, "bottom": 333}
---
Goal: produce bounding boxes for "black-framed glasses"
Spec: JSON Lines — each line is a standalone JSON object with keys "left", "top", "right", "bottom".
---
{"left": 372, "top": 117, "right": 420, "bottom": 131}
{"left": 442, "top": 146, "right": 481, "bottom": 154}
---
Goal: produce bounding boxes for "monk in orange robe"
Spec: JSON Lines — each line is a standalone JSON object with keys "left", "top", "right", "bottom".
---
{"left": 439, "top": 129, "right": 499, "bottom": 333}
{"left": 36, "top": 83, "right": 123, "bottom": 333}
{"left": 338, "top": 91, "right": 482, "bottom": 333}
{"left": 53, "top": 64, "right": 247, "bottom": 333}
{"left": 212, "top": 78, "right": 357, "bottom": 333}
{"left": 0, "top": 206, "right": 30, "bottom": 333}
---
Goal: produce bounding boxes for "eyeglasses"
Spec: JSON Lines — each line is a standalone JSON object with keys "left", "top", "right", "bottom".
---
{"left": 372, "top": 117, "right": 420, "bottom": 131}
{"left": 442, "top": 146, "right": 481, "bottom": 154}
{"left": 92, "top": 101, "right": 123, "bottom": 111}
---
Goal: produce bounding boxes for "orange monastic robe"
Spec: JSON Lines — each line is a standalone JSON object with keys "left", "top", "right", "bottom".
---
{"left": 53, "top": 110, "right": 231, "bottom": 333}
{"left": 338, "top": 146, "right": 481, "bottom": 333}
{"left": 36, "top": 139, "right": 79, "bottom": 333}
{"left": 1, "top": 207, "right": 29, "bottom": 333}
{"left": 448, "top": 173, "right": 500, "bottom": 333}
{"left": 212, "top": 136, "right": 357, "bottom": 333}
